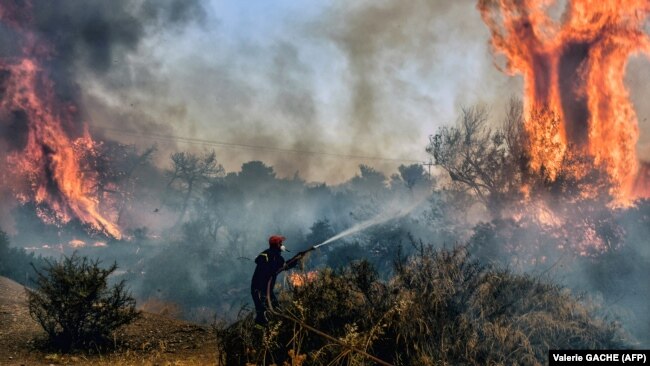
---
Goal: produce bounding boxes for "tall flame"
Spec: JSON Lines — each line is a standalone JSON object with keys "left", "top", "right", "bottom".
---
{"left": 0, "top": 2, "right": 121, "bottom": 238}
{"left": 479, "top": 0, "right": 650, "bottom": 201}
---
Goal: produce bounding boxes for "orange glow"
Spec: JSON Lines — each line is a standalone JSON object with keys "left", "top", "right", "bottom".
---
{"left": 287, "top": 271, "right": 318, "bottom": 287}
{"left": 0, "top": 3, "right": 121, "bottom": 238}
{"left": 479, "top": 0, "right": 650, "bottom": 201}
{"left": 68, "top": 239, "right": 86, "bottom": 249}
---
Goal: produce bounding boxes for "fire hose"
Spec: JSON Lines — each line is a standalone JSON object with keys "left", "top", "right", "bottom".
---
{"left": 264, "top": 248, "right": 394, "bottom": 366}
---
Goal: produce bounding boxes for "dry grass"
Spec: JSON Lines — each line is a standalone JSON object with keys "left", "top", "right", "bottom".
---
{"left": 220, "top": 246, "right": 629, "bottom": 365}
{"left": 139, "top": 297, "right": 184, "bottom": 319}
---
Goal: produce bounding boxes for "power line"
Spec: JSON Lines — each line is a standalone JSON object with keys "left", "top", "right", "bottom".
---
{"left": 97, "top": 127, "right": 425, "bottom": 164}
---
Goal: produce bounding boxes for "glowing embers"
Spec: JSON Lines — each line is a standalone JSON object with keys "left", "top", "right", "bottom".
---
{"left": 479, "top": 0, "right": 650, "bottom": 201}
{"left": 287, "top": 271, "right": 318, "bottom": 287}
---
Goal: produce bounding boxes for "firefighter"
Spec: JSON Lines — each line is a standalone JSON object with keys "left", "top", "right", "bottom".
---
{"left": 251, "top": 235, "right": 298, "bottom": 327}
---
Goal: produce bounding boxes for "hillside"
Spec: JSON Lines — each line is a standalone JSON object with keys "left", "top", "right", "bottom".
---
{"left": 0, "top": 276, "right": 219, "bottom": 365}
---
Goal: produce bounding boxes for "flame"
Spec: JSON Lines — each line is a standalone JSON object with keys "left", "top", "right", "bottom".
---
{"left": 287, "top": 271, "right": 318, "bottom": 287}
{"left": 68, "top": 239, "right": 86, "bottom": 249}
{"left": 0, "top": 2, "right": 121, "bottom": 238}
{"left": 479, "top": 0, "right": 650, "bottom": 201}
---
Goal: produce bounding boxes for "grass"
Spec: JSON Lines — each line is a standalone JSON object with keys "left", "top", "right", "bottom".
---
{"left": 218, "top": 246, "right": 629, "bottom": 365}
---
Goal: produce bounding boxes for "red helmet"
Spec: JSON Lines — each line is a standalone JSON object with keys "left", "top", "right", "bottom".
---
{"left": 268, "top": 235, "right": 285, "bottom": 248}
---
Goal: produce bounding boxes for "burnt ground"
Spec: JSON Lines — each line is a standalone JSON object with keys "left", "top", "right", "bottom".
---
{"left": 0, "top": 276, "right": 220, "bottom": 365}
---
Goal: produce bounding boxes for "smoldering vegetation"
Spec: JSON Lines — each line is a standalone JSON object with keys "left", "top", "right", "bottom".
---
{"left": 219, "top": 247, "right": 628, "bottom": 365}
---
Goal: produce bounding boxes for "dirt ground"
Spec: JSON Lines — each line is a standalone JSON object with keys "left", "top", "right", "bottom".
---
{"left": 0, "top": 276, "right": 220, "bottom": 365}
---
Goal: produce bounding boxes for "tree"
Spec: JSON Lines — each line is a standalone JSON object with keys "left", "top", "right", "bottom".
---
{"left": 427, "top": 101, "right": 527, "bottom": 217}
{"left": 306, "top": 219, "right": 335, "bottom": 246}
{"left": 166, "top": 150, "right": 224, "bottom": 226}
{"left": 238, "top": 161, "right": 276, "bottom": 184}
{"left": 0, "top": 229, "right": 45, "bottom": 285}
{"left": 397, "top": 163, "right": 431, "bottom": 191}
{"left": 350, "top": 165, "right": 387, "bottom": 193}
{"left": 26, "top": 253, "right": 139, "bottom": 351}
{"left": 114, "top": 145, "right": 157, "bottom": 225}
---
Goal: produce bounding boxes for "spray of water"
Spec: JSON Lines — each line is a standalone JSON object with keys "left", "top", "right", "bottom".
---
{"left": 313, "top": 195, "right": 428, "bottom": 249}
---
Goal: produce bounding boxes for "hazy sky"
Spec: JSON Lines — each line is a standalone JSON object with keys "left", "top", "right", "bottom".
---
{"left": 78, "top": 0, "right": 649, "bottom": 183}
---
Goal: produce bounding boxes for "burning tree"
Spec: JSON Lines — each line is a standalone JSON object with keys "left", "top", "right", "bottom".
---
{"left": 430, "top": 101, "right": 627, "bottom": 261}
{"left": 0, "top": 2, "right": 122, "bottom": 238}
{"left": 425, "top": 0, "right": 650, "bottom": 265}
{"left": 478, "top": 0, "right": 650, "bottom": 202}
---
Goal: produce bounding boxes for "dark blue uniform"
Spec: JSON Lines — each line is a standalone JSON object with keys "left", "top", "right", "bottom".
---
{"left": 251, "top": 247, "right": 286, "bottom": 325}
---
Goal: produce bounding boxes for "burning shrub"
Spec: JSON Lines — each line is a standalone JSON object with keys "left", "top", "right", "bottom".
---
{"left": 26, "top": 252, "right": 139, "bottom": 351}
{"left": 219, "top": 247, "right": 628, "bottom": 365}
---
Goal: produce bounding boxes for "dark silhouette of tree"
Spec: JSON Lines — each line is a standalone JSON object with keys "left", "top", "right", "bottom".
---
{"left": 239, "top": 161, "right": 275, "bottom": 182}
{"left": 397, "top": 163, "right": 430, "bottom": 191}
{"left": 306, "top": 219, "right": 335, "bottom": 246}
{"left": 166, "top": 150, "right": 223, "bottom": 226}
{"left": 350, "top": 165, "right": 387, "bottom": 193}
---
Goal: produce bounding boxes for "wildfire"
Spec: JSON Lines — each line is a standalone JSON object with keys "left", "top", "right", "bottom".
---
{"left": 479, "top": 0, "right": 650, "bottom": 201}
{"left": 0, "top": 2, "right": 121, "bottom": 238}
{"left": 287, "top": 271, "right": 318, "bottom": 287}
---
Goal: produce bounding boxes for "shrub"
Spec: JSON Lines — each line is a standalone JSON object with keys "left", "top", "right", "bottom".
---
{"left": 220, "top": 247, "right": 628, "bottom": 365}
{"left": 26, "top": 252, "right": 140, "bottom": 351}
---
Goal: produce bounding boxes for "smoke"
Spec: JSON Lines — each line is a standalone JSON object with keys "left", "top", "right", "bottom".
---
{"left": 65, "top": 0, "right": 523, "bottom": 184}
{"left": 0, "top": 0, "right": 203, "bottom": 116}
{"left": 315, "top": 191, "right": 430, "bottom": 248}
{"left": 325, "top": 1, "right": 454, "bottom": 156}
{"left": 308, "top": 0, "right": 522, "bottom": 179}
{"left": 104, "top": 0, "right": 646, "bottom": 183}
{"left": 3, "top": 0, "right": 647, "bottom": 182}
{"left": 27, "top": 0, "right": 203, "bottom": 71}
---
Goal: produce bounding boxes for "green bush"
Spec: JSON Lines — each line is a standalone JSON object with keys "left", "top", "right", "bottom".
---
{"left": 26, "top": 252, "right": 140, "bottom": 351}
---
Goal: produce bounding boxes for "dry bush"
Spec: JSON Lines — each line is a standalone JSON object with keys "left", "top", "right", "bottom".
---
{"left": 218, "top": 246, "right": 627, "bottom": 365}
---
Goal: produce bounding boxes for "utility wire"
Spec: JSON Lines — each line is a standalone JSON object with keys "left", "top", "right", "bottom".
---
{"left": 97, "top": 127, "right": 425, "bottom": 164}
